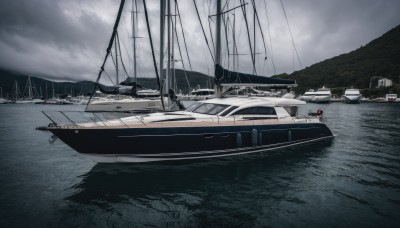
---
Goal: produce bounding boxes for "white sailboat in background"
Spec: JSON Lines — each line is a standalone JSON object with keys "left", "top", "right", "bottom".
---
{"left": 86, "top": 0, "right": 164, "bottom": 112}
{"left": 15, "top": 76, "right": 43, "bottom": 104}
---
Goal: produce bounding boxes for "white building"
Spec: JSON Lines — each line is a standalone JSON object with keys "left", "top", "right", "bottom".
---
{"left": 377, "top": 78, "right": 392, "bottom": 87}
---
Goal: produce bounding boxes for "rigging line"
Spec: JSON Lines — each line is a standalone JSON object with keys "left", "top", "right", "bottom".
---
{"left": 262, "top": 0, "right": 276, "bottom": 73}
{"left": 174, "top": 0, "right": 193, "bottom": 71}
{"left": 239, "top": 0, "right": 257, "bottom": 75}
{"left": 207, "top": 18, "right": 216, "bottom": 56}
{"left": 86, "top": 0, "right": 126, "bottom": 110}
{"left": 204, "top": 0, "right": 215, "bottom": 55}
{"left": 251, "top": 0, "right": 267, "bottom": 75}
{"left": 192, "top": 0, "right": 215, "bottom": 63}
{"left": 209, "top": 3, "right": 248, "bottom": 17}
{"left": 116, "top": 31, "right": 130, "bottom": 80}
{"left": 104, "top": 70, "right": 117, "bottom": 87}
{"left": 110, "top": 49, "right": 117, "bottom": 68}
{"left": 172, "top": 18, "right": 191, "bottom": 91}
{"left": 142, "top": 0, "right": 165, "bottom": 110}
{"left": 222, "top": 15, "right": 230, "bottom": 70}
{"left": 228, "top": 14, "right": 239, "bottom": 70}
{"left": 206, "top": 0, "right": 215, "bottom": 53}
{"left": 279, "top": 0, "right": 303, "bottom": 69}
{"left": 251, "top": 0, "right": 268, "bottom": 63}
{"left": 222, "top": 0, "right": 229, "bottom": 11}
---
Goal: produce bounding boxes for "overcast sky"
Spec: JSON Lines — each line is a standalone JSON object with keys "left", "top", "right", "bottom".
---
{"left": 0, "top": 0, "right": 399, "bottom": 84}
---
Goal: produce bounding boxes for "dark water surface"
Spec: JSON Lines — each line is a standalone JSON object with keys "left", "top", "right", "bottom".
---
{"left": 0, "top": 103, "right": 399, "bottom": 227}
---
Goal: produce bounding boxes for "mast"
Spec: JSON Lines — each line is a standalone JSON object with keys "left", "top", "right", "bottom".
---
{"left": 52, "top": 83, "right": 55, "bottom": 99}
{"left": 115, "top": 36, "right": 119, "bottom": 89}
{"left": 215, "top": 0, "right": 222, "bottom": 97}
{"left": 160, "top": 0, "right": 166, "bottom": 94}
{"left": 132, "top": 0, "right": 137, "bottom": 89}
{"left": 143, "top": 0, "right": 164, "bottom": 110}
{"left": 28, "top": 75, "right": 33, "bottom": 99}
{"left": 13, "top": 81, "right": 19, "bottom": 101}
{"left": 172, "top": 2, "right": 176, "bottom": 92}
{"left": 253, "top": 4, "right": 256, "bottom": 75}
{"left": 167, "top": 0, "right": 171, "bottom": 105}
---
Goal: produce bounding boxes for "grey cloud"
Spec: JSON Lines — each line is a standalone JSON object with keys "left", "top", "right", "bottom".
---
{"left": 0, "top": 0, "right": 399, "bottom": 83}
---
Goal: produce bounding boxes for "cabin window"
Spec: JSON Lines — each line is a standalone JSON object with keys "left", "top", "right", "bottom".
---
{"left": 284, "top": 106, "right": 298, "bottom": 117}
{"left": 192, "top": 91, "right": 215, "bottom": 96}
{"left": 232, "top": 107, "right": 276, "bottom": 115}
{"left": 219, "top": 106, "right": 239, "bottom": 116}
{"left": 185, "top": 102, "right": 202, "bottom": 112}
{"left": 192, "top": 103, "right": 229, "bottom": 115}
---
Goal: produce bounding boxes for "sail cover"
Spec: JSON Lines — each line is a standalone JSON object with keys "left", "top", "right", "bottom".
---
{"left": 119, "top": 77, "right": 143, "bottom": 88}
{"left": 214, "top": 64, "right": 297, "bottom": 88}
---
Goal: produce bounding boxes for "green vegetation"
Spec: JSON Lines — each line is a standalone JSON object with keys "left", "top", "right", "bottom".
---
{"left": 2, "top": 25, "right": 399, "bottom": 99}
{"left": 274, "top": 25, "right": 400, "bottom": 97}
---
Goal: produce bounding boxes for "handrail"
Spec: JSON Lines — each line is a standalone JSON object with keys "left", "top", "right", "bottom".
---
{"left": 41, "top": 111, "right": 305, "bottom": 129}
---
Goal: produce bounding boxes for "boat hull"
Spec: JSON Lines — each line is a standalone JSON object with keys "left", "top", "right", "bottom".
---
{"left": 342, "top": 95, "right": 361, "bottom": 104}
{"left": 49, "top": 123, "right": 333, "bottom": 163}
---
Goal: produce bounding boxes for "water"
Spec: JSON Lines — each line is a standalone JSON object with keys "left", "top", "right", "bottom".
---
{"left": 0, "top": 103, "right": 399, "bottom": 227}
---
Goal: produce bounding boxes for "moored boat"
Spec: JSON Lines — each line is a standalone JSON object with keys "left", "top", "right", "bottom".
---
{"left": 342, "top": 88, "right": 362, "bottom": 104}
{"left": 40, "top": 96, "right": 333, "bottom": 163}
{"left": 385, "top": 94, "right": 397, "bottom": 102}
{"left": 37, "top": 0, "right": 334, "bottom": 163}
{"left": 298, "top": 90, "right": 315, "bottom": 101}
{"left": 311, "top": 87, "right": 332, "bottom": 103}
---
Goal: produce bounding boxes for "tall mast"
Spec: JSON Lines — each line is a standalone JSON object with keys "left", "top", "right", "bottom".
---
{"left": 52, "top": 83, "right": 55, "bottom": 98}
{"left": 28, "top": 75, "right": 33, "bottom": 99}
{"left": 115, "top": 36, "right": 119, "bottom": 88}
{"left": 132, "top": 0, "right": 137, "bottom": 87}
{"left": 215, "top": 0, "right": 222, "bottom": 97}
{"left": 172, "top": 1, "right": 176, "bottom": 92}
{"left": 253, "top": 4, "right": 256, "bottom": 74}
{"left": 160, "top": 0, "right": 166, "bottom": 94}
{"left": 167, "top": 0, "right": 171, "bottom": 99}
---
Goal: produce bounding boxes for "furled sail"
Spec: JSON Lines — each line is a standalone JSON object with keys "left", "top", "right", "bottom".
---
{"left": 214, "top": 64, "right": 297, "bottom": 88}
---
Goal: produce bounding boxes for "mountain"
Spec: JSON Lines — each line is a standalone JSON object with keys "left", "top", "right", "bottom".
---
{"left": 275, "top": 25, "right": 400, "bottom": 95}
{"left": 0, "top": 68, "right": 213, "bottom": 99}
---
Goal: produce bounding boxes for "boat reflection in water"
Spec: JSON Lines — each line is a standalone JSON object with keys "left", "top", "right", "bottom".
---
{"left": 65, "top": 140, "right": 332, "bottom": 226}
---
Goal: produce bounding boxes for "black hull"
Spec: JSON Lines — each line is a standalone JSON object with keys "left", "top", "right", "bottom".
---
{"left": 49, "top": 123, "right": 333, "bottom": 163}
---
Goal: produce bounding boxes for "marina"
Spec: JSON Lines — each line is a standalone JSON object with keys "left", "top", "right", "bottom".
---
{"left": 0, "top": 0, "right": 399, "bottom": 226}
{"left": 1, "top": 103, "right": 399, "bottom": 226}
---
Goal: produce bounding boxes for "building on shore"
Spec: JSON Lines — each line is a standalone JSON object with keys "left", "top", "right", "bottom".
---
{"left": 377, "top": 78, "right": 392, "bottom": 87}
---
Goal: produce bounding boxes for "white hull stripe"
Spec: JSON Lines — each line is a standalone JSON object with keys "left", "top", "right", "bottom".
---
{"left": 82, "top": 136, "right": 334, "bottom": 163}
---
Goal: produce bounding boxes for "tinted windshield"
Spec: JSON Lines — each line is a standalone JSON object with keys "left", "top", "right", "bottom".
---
{"left": 185, "top": 102, "right": 202, "bottom": 112}
{"left": 191, "top": 103, "right": 229, "bottom": 115}
{"left": 232, "top": 107, "right": 276, "bottom": 115}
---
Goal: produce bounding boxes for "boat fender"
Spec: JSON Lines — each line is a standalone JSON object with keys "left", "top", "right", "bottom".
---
{"left": 317, "top": 108, "right": 323, "bottom": 117}
{"left": 258, "top": 132, "right": 263, "bottom": 146}
{"left": 288, "top": 130, "right": 292, "bottom": 142}
{"left": 236, "top": 132, "right": 242, "bottom": 147}
{"left": 251, "top": 129, "right": 258, "bottom": 147}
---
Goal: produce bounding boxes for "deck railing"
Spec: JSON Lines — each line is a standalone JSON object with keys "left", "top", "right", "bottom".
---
{"left": 41, "top": 111, "right": 322, "bottom": 129}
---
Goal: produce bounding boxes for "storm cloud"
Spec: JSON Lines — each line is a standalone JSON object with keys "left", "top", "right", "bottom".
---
{"left": 0, "top": 0, "right": 399, "bottom": 83}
